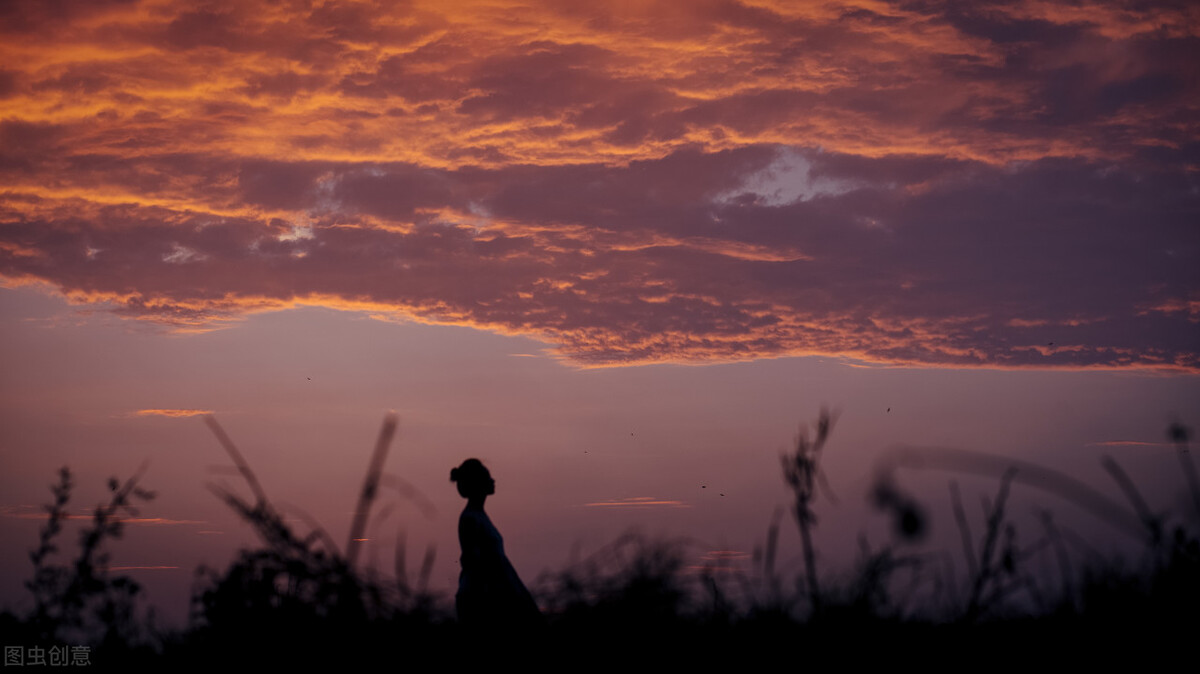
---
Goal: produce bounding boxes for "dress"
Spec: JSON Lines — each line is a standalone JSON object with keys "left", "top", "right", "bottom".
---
{"left": 456, "top": 505, "right": 540, "bottom": 627}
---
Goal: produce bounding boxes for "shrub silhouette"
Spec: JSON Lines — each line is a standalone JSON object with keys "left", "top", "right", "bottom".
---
{"left": 179, "top": 414, "right": 448, "bottom": 664}
{"left": 536, "top": 533, "right": 692, "bottom": 629}
{"left": 6, "top": 466, "right": 156, "bottom": 663}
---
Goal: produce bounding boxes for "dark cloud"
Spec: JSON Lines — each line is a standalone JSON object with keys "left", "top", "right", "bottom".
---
{"left": 241, "top": 71, "right": 328, "bottom": 100}
{"left": 0, "top": 70, "right": 17, "bottom": 98}
{"left": 238, "top": 160, "right": 333, "bottom": 210}
{"left": 456, "top": 42, "right": 622, "bottom": 120}
{"left": 164, "top": 9, "right": 243, "bottom": 50}
{"left": 0, "top": 0, "right": 139, "bottom": 35}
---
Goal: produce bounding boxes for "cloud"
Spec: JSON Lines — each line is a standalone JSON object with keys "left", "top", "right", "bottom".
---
{"left": 0, "top": 0, "right": 1195, "bottom": 370}
{"left": 0, "top": 505, "right": 205, "bottom": 526}
{"left": 689, "top": 549, "right": 751, "bottom": 573}
{"left": 116, "top": 517, "right": 206, "bottom": 526}
{"left": 583, "top": 496, "right": 690, "bottom": 508}
{"left": 133, "top": 409, "right": 214, "bottom": 418}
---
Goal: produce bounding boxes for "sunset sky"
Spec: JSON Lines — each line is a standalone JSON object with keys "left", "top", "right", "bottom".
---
{"left": 2, "top": 0, "right": 1197, "bottom": 626}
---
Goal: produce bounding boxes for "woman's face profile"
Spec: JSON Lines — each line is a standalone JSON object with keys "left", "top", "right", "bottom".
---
{"left": 469, "top": 473, "right": 494, "bottom": 496}
{"left": 455, "top": 464, "right": 495, "bottom": 499}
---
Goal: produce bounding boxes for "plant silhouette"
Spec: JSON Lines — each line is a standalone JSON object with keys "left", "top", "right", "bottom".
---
{"left": 5, "top": 411, "right": 1199, "bottom": 667}
{"left": 22, "top": 467, "right": 154, "bottom": 649}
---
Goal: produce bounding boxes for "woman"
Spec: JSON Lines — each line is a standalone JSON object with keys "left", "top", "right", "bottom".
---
{"left": 450, "top": 459, "right": 540, "bottom": 629}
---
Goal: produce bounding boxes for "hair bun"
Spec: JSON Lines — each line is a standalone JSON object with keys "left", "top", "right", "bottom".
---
{"left": 450, "top": 468, "right": 460, "bottom": 482}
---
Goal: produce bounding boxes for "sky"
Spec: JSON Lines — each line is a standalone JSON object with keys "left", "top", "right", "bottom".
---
{"left": 1, "top": 0, "right": 1198, "bottom": 627}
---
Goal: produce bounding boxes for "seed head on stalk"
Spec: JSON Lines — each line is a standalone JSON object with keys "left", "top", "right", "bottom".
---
{"left": 780, "top": 408, "right": 837, "bottom": 614}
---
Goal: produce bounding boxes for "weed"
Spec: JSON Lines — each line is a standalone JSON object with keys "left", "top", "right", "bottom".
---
{"left": 535, "top": 532, "right": 695, "bottom": 628}
{"left": 22, "top": 466, "right": 155, "bottom": 649}
{"left": 779, "top": 407, "right": 837, "bottom": 614}
{"left": 189, "top": 413, "right": 442, "bottom": 652}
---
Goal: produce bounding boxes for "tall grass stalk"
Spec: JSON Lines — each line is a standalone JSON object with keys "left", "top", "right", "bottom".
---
{"left": 347, "top": 413, "right": 399, "bottom": 568}
{"left": 780, "top": 408, "right": 836, "bottom": 614}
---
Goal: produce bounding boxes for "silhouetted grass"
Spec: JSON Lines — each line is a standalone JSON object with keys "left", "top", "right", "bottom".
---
{"left": 3, "top": 466, "right": 160, "bottom": 665}
{"left": 4, "top": 412, "right": 1198, "bottom": 667}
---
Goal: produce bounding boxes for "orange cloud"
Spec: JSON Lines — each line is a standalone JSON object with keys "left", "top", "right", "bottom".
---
{"left": 584, "top": 496, "right": 690, "bottom": 508}
{"left": 701, "top": 550, "right": 750, "bottom": 561}
{"left": 0, "top": 0, "right": 1195, "bottom": 370}
{"left": 134, "top": 409, "right": 214, "bottom": 418}
{"left": 116, "top": 517, "right": 206, "bottom": 525}
{"left": 0, "top": 506, "right": 204, "bottom": 526}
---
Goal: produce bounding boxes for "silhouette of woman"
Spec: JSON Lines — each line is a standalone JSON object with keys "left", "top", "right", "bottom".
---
{"left": 450, "top": 459, "right": 540, "bottom": 629}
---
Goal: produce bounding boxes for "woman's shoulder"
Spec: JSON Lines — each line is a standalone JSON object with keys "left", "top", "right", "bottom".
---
{"left": 459, "top": 507, "right": 492, "bottom": 529}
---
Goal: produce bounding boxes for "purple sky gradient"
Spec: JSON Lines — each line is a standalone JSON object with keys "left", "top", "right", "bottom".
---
{"left": 2, "top": 286, "right": 1195, "bottom": 626}
{"left": 1, "top": 0, "right": 1198, "bottom": 626}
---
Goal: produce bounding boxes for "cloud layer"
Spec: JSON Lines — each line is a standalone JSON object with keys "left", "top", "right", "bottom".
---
{"left": 2, "top": 0, "right": 1197, "bottom": 368}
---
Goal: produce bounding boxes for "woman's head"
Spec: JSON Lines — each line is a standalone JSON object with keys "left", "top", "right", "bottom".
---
{"left": 450, "top": 458, "right": 495, "bottom": 499}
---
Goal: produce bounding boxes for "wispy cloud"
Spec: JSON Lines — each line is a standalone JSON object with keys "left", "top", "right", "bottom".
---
{"left": 117, "top": 517, "right": 207, "bottom": 526}
{"left": 0, "top": 506, "right": 204, "bottom": 526}
{"left": 686, "top": 549, "right": 752, "bottom": 573}
{"left": 133, "top": 409, "right": 213, "bottom": 418}
{"left": 700, "top": 550, "right": 750, "bottom": 562}
{"left": 583, "top": 496, "right": 689, "bottom": 509}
